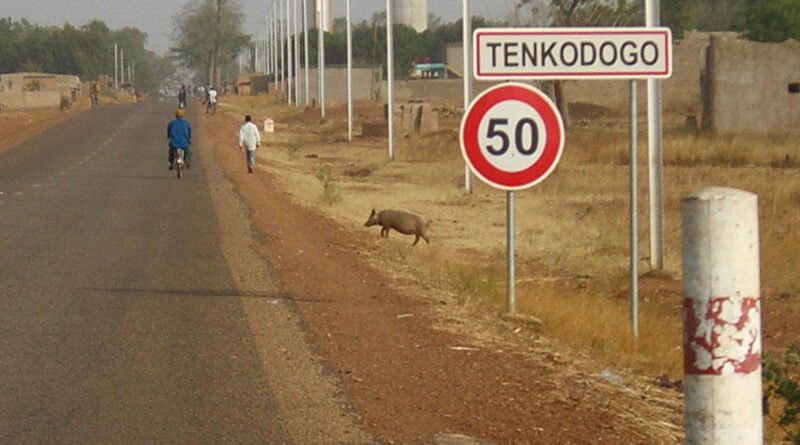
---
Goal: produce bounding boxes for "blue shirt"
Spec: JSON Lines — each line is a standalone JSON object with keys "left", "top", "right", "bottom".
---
{"left": 167, "top": 118, "right": 191, "bottom": 149}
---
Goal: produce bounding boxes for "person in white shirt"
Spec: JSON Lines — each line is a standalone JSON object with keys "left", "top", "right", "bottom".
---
{"left": 206, "top": 86, "right": 218, "bottom": 114}
{"left": 238, "top": 115, "right": 262, "bottom": 173}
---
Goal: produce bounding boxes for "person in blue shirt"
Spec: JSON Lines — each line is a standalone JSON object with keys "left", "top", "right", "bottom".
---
{"left": 167, "top": 108, "right": 192, "bottom": 169}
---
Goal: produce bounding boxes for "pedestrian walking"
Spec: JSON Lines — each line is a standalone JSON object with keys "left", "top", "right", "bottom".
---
{"left": 238, "top": 115, "right": 261, "bottom": 173}
{"left": 90, "top": 81, "right": 100, "bottom": 109}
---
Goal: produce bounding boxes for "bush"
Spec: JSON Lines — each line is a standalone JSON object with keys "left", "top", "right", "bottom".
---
{"left": 763, "top": 343, "right": 800, "bottom": 444}
{"left": 314, "top": 164, "right": 341, "bottom": 205}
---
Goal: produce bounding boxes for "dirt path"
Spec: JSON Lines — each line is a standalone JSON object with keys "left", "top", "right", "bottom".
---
{"left": 206, "top": 111, "right": 683, "bottom": 444}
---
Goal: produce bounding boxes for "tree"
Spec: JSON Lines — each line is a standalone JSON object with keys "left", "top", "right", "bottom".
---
{"left": 662, "top": 0, "right": 697, "bottom": 38}
{"left": 172, "top": 0, "right": 250, "bottom": 86}
{"left": 0, "top": 17, "right": 167, "bottom": 93}
{"left": 516, "top": 0, "right": 641, "bottom": 128}
{"left": 740, "top": 0, "right": 800, "bottom": 41}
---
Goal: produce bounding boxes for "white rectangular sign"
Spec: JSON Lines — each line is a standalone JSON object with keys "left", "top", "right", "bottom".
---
{"left": 474, "top": 27, "right": 672, "bottom": 80}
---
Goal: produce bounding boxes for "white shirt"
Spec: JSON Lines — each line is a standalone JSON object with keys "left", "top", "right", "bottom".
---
{"left": 239, "top": 121, "right": 261, "bottom": 151}
{"left": 208, "top": 89, "right": 217, "bottom": 103}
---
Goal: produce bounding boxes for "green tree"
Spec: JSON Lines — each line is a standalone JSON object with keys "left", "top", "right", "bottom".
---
{"left": 662, "top": 0, "right": 697, "bottom": 38}
{"left": 172, "top": 0, "right": 250, "bottom": 86}
{"left": 516, "top": 0, "right": 641, "bottom": 128}
{"left": 740, "top": 0, "right": 800, "bottom": 41}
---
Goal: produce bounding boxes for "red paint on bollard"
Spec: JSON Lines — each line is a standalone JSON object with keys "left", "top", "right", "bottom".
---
{"left": 683, "top": 296, "right": 761, "bottom": 375}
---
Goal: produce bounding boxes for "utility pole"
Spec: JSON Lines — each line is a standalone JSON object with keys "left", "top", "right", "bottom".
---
{"left": 646, "top": 0, "right": 664, "bottom": 270}
{"left": 463, "top": 0, "right": 473, "bottom": 193}
{"left": 346, "top": 0, "right": 353, "bottom": 141}
{"left": 386, "top": 0, "right": 394, "bottom": 160}
{"left": 293, "top": 0, "right": 300, "bottom": 105}
{"left": 286, "top": 0, "right": 293, "bottom": 105}
{"left": 319, "top": 0, "right": 326, "bottom": 119}
{"left": 303, "top": 0, "right": 310, "bottom": 105}
{"left": 114, "top": 43, "right": 118, "bottom": 92}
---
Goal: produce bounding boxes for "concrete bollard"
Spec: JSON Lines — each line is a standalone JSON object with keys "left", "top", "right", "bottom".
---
{"left": 681, "top": 187, "right": 762, "bottom": 444}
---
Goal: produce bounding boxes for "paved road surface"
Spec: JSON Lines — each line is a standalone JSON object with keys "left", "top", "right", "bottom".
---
{"left": 0, "top": 101, "right": 368, "bottom": 443}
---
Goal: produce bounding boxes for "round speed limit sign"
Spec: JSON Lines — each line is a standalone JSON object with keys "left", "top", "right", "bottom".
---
{"left": 460, "top": 83, "right": 565, "bottom": 190}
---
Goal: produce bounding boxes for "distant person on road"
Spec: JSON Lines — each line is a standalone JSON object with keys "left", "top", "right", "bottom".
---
{"left": 90, "top": 81, "right": 100, "bottom": 109}
{"left": 206, "top": 86, "right": 217, "bottom": 114}
{"left": 167, "top": 108, "right": 192, "bottom": 170}
{"left": 178, "top": 84, "right": 187, "bottom": 109}
{"left": 238, "top": 115, "right": 261, "bottom": 174}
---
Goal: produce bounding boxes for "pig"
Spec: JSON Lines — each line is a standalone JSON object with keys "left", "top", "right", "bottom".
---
{"left": 364, "top": 209, "right": 430, "bottom": 246}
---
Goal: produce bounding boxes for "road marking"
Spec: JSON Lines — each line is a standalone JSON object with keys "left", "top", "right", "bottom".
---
{"left": 0, "top": 191, "right": 4, "bottom": 196}
{"left": 15, "top": 191, "right": 23, "bottom": 196}
{"left": 32, "top": 183, "right": 41, "bottom": 188}
{"left": 59, "top": 171, "right": 66, "bottom": 175}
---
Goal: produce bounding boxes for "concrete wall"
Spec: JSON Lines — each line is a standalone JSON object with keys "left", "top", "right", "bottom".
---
{"left": 0, "top": 72, "right": 81, "bottom": 109}
{"left": 0, "top": 72, "right": 80, "bottom": 93}
{"left": 446, "top": 43, "right": 464, "bottom": 77}
{"left": 705, "top": 35, "right": 800, "bottom": 135}
{"left": 304, "top": 65, "right": 383, "bottom": 105}
{"left": 0, "top": 91, "right": 64, "bottom": 109}
{"left": 567, "top": 31, "right": 714, "bottom": 116}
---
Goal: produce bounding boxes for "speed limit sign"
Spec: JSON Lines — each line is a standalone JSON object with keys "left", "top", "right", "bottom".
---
{"left": 460, "top": 83, "right": 565, "bottom": 190}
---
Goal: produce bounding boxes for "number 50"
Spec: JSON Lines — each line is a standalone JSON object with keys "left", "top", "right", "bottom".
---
{"left": 485, "top": 118, "right": 539, "bottom": 156}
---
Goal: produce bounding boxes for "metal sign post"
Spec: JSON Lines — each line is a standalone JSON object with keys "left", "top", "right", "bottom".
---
{"left": 629, "top": 80, "right": 639, "bottom": 338}
{"left": 472, "top": 27, "right": 672, "bottom": 334}
{"left": 461, "top": 83, "right": 565, "bottom": 315}
{"left": 507, "top": 191, "right": 516, "bottom": 312}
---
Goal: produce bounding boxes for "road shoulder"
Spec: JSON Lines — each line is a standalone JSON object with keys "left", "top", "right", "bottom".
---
{"left": 196, "top": 110, "right": 374, "bottom": 444}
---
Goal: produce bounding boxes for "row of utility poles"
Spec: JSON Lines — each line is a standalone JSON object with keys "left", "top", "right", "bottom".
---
{"left": 245, "top": 0, "right": 664, "bottom": 272}
{"left": 112, "top": 43, "right": 135, "bottom": 91}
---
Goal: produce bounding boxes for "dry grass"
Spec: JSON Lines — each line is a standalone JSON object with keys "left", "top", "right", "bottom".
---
{"left": 221, "top": 94, "right": 800, "bottom": 383}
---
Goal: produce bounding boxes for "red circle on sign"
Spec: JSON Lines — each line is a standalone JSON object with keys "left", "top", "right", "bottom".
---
{"left": 460, "top": 83, "right": 565, "bottom": 190}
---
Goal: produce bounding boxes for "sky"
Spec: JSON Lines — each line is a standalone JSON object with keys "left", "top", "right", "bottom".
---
{"left": 1, "top": 0, "right": 518, "bottom": 55}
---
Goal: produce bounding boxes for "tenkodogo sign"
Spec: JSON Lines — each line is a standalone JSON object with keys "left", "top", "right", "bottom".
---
{"left": 474, "top": 28, "right": 672, "bottom": 80}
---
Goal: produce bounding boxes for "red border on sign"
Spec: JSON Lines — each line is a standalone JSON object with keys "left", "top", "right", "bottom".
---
{"left": 460, "top": 83, "right": 564, "bottom": 190}
{"left": 474, "top": 28, "right": 672, "bottom": 79}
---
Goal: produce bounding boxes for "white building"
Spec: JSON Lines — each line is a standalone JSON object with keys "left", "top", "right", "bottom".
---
{"left": 393, "top": 0, "right": 428, "bottom": 33}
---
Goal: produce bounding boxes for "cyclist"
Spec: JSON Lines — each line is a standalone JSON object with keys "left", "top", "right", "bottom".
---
{"left": 167, "top": 108, "right": 192, "bottom": 170}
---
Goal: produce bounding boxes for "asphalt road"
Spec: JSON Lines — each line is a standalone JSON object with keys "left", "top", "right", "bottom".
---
{"left": 0, "top": 101, "right": 366, "bottom": 443}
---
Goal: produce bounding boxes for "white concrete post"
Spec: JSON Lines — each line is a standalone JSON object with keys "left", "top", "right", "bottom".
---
{"left": 681, "top": 186, "right": 762, "bottom": 445}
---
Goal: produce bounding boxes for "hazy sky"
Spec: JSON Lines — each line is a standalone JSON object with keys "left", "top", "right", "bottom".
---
{"left": 2, "top": 0, "right": 517, "bottom": 54}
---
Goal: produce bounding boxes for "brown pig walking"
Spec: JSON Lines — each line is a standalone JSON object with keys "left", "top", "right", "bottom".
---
{"left": 364, "top": 209, "right": 430, "bottom": 246}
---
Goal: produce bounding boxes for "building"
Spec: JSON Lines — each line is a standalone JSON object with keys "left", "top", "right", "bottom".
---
{"left": 0, "top": 72, "right": 81, "bottom": 109}
{"left": 393, "top": 0, "right": 428, "bottom": 33}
